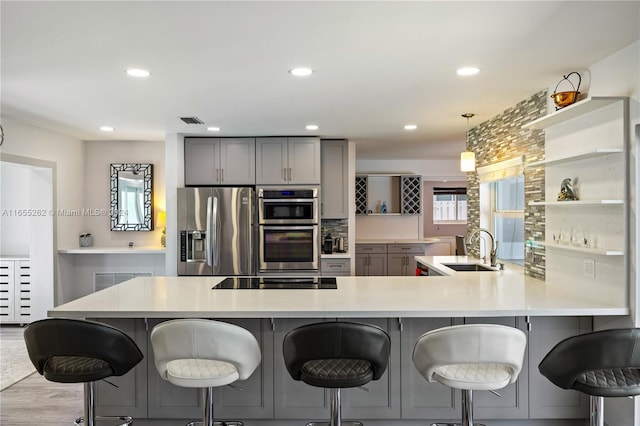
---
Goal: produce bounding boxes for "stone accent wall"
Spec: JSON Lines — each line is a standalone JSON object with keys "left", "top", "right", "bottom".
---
{"left": 321, "top": 218, "right": 349, "bottom": 252}
{"left": 466, "top": 89, "right": 547, "bottom": 278}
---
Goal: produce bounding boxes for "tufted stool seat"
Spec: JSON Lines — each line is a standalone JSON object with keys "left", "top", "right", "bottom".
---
{"left": 283, "top": 321, "right": 391, "bottom": 426}
{"left": 413, "top": 324, "right": 527, "bottom": 426}
{"left": 538, "top": 328, "right": 640, "bottom": 426}
{"left": 24, "top": 318, "right": 143, "bottom": 426}
{"left": 150, "top": 318, "right": 261, "bottom": 426}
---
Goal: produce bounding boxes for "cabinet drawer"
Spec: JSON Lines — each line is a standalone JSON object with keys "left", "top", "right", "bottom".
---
{"left": 356, "top": 244, "right": 387, "bottom": 254}
{"left": 321, "top": 259, "right": 351, "bottom": 275}
{"left": 387, "top": 244, "right": 424, "bottom": 254}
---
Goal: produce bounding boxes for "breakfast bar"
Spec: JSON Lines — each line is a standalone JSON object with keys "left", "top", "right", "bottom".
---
{"left": 48, "top": 256, "right": 629, "bottom": 426}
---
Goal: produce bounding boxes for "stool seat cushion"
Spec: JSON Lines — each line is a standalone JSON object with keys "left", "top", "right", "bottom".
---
{"left": 166, "top": 358, "right": 240, "bottom": 388}
{"left": 301, "top": 358, "right": 373, "bottom": 388}
{"left": 434, "top": 363, "right": 513, "bottom": 391}
{"left": 575, "top": 368, "right": 640, "bottom": 397}
{"left": 44, "top": 355, "right": 112, "bottom": 383}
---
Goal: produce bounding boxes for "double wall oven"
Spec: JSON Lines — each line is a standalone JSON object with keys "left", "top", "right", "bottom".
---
{"left": 257, "top": 187, "right": 320, "bottom": 273}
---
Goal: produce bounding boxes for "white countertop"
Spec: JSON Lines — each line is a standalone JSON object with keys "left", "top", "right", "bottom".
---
{"left": 49, "top": 256, "right": 628, "bottom": 319}
{"left": 58, "top": 246, "right": 166, "bottom": 254}
{"left": 356, "top": 238, "right": 440, "bottom": 244}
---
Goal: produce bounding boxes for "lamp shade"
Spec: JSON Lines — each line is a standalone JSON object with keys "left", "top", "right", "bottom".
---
{"left": 460, "top": 151, "right": 476, "bottom": 172}
{"left": 156, "top": 210, "right": 166, "bottom": 228}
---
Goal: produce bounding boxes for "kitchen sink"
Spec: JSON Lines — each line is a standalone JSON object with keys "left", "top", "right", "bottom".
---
{"left": 441, "top": 263, "right": 498, "bottom": 272}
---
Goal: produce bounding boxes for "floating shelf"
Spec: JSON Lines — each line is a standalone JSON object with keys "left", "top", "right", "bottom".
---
{"left": 527, "top": 148, "right": 624, "bottom": 167}
{"left": 59, "top": 247, "right": 166, "bottom": 254}
{"left": 534, "top": 240, "right": 624, "bottom": 256}
{"left": 529, "top": 200, "right": 624, "bottom": 206}
{"left": 522, "top": 96, "right": 628, "bottom": 130}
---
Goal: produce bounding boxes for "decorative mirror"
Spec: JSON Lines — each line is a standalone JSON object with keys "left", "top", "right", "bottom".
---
{"left": 110, "top": 163, "right": 153, "bottom": 231}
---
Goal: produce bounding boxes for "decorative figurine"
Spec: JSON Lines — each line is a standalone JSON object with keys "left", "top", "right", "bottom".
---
{"left": 557, "top": 178, "right": 578, "bottom": 201}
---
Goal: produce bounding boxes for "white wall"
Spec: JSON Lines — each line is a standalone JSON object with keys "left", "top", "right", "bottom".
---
{"left": 356, "top": 158, "right": 465, "bottom": 182}
{"left": 83, "top": 140, "right": 165, "bottom": 248}
{"left": 0, "top": 163, "right": 30, "bottom": 255}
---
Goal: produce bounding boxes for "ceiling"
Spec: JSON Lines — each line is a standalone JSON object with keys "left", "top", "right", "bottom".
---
{"left": 1, "top": 1, "right": 638, "bottom": 160}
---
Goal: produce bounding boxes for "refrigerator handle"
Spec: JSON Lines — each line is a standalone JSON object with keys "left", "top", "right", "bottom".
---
{"left": 212, "top": 196, "right": 219, "bottom": 267}
{"left": 206, "top": 197, "right": 213, "bottom": 267}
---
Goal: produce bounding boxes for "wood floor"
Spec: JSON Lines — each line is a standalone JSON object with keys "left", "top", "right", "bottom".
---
{"left": 0, "top": 326, "right": 83, "bottom": 426}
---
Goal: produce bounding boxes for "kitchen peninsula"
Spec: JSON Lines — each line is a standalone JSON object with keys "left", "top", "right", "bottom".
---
{"left": 48, "top": 256, "right": 627, "bottom": 426}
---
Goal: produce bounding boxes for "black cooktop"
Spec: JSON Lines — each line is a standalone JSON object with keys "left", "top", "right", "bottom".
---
{"left": 213, "top": 277, "right": 337, "bottom": 290}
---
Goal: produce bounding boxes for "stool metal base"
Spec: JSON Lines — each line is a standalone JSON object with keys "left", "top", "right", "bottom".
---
{"left": 306, "top": 422, "right": 363, "bottom": 426}
{"left": 186, "top": 422, "right": 243, "bottom": 426}
{"left": 75, "top": 382, "right": 134, "bottom": 426}
{"left": 74, "top": 416, "right": 133, "bottom": 426}
{"left": 430, "top": 423, "right": 486, "bottom": 426}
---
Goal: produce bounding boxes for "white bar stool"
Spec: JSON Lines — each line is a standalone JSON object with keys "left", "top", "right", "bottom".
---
{"left": 150, "top": 319, "right": 262, "bottom": 426}
{"left": 412, "top": 323, "right": 527, "bottom": 426}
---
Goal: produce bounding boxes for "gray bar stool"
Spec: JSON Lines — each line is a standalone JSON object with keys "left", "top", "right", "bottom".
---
{"left": 538, "top": 328, "right": 640, "bottom": 426}
{"left": 23, "top": 318, "right": 144, "bottom": 426}
{"left": 150, "top": 318, "right": 262, "bottom": 426}
{"left": 412, "top": 324, "right": 527, "bottom": 426}
{"left": 283, "top": 321, "right": 391, "bottom": 426}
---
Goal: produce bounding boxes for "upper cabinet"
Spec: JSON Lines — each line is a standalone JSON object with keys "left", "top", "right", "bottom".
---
{"left": 523, "top": 96, "right": 629, "bottom": 298}
{"left": 321, "top": 139, "right": 348, "bottom": 219}
{"left": 184, "top": 137, "right": 256, "bottom": 186}
{"left": 256, "top": 137, "right": 321, "bottom": 185}
{"left": 355, "top": 174, "right": 421, "bottom": 215}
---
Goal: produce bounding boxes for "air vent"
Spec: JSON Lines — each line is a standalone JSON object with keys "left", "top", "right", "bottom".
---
{"left": 180, "top": 117, "right": 204, "bottom": 125}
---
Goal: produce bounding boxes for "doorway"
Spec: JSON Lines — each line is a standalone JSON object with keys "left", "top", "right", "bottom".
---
{"left": 0, "top": 156, "right": 55, "bottom": 322}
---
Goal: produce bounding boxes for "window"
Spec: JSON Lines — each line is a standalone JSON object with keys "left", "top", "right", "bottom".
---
{"left": 491, "top": 175, "right": 524, "bottom": 265}
{"left": 433, "top": 187, "right": 467, "bottom": 224}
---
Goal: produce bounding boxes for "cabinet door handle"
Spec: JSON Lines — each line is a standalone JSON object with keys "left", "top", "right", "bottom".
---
{"left": 221, "top": 169, "right": 224, "bottom": 182}
{"left": 216, "top": 168, "right": 220, "bottom": 183}
{"left": 283, "top": 168, "right": 287, "bottom": 180}
{"left": 288, "top": 168, "right": 292, "bottom": 181}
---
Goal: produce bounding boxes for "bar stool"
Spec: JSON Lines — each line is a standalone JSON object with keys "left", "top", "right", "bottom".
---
{"left": 23, "top": 318, "right": 144, "bottom": 426}
{"left": 150, "top": 318, "right": 261, "bottom": 426}
{"left": 538, "top": 328, "right": 640, "bottom": 426}
{"left": 283, "top": 321, "right": 391, "bottom": 426}
{"left": 412, "top": 324, "right": 527, "bottom": 426}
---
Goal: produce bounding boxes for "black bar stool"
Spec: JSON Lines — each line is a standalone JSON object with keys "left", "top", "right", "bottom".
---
{"left": 283, "top": 321, "right": 391, "bottom": 426}
{"left": 412, "top": 324, "right": 527, "bottom": 426}
{"left": 24, "top": 318, "right": 143, "bottom": 426}
{"left": 538, "top": 328, "right": 640, "bottom": 426}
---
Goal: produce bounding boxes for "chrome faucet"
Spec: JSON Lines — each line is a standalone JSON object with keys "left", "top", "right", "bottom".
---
{"left": 467, "top": 228, "right": 499, "bottom": 267}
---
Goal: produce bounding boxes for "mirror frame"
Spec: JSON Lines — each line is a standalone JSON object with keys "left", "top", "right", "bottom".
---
{"left": 110, "top": 163, "right": 153, "bottom": 231}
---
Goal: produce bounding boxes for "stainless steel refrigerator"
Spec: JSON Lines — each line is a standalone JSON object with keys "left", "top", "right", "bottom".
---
{"left": 177, "top": 187, "right": 253, "bottom": 276}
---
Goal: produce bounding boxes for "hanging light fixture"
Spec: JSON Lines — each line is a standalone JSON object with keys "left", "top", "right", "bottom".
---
{"left": 460, "top": 113, "right": 476, "bottom": 172}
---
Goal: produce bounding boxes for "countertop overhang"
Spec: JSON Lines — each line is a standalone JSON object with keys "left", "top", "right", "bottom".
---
{"left": 49, "top": 256, "right": 629, "bottom": 319}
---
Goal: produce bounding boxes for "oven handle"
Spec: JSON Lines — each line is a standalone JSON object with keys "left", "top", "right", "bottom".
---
{"left": 258, "top": 198, "right": 316, "bottom": 203}
{"left": 260, "top": 225, "right": 317, "bottom": 231}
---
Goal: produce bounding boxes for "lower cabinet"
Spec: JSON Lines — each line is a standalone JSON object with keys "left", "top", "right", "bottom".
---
{"left": 528, "top": 316, "right": 592, "bottom": 419}
{"left": 146, "top": 318, "right": 274, "bottom": 420}
{"left": 93, "top": 315, "right": 592, "bottom": 424}
{"left": 387, "top": 244, "right": 425, "bottom": 276}
{"left": 321, "top": 258, "right": 351, "bottom": 276}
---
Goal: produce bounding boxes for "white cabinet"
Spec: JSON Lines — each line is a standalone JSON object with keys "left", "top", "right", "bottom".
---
{"left": 523, "top": 96, "right": 629, "bottom": 298}
{"left": 256, "top": 137, "right": 321, "bottom": 185}
{"left": 184, "top": 137, "right": 256, "bottom": 185}
{"left": 321, "top": 139, "right": 348, "bottom": 218}
{"left": 0, "top": 258, "right": 30, "bottom": 324}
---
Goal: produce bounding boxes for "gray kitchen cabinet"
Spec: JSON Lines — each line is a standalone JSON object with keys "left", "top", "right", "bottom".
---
{"left": 184, "top": 137, "right": 255, "bottom": 185}
{"left": 342, "top": 317, "right": 401, "bottom": 420}
{"left": 256, "top": 137, "right": 321, "bottom": 185}
{"left": 400, "top": 317, "right": 462, "bottom": 420}
{"left": 463, "top": 316, "right": 529, "bottom": 420}
{"left": 387, "top": 244, "right": 424, "bottom": 276}
{"left": 528, "top": 316, "right": 592, "bottom": 419}
{"left": 321, "top": 139, "right": 349, "bottom": 219}
{"left": 95, "top": 318, "right": 148, "bottom": 419}
{"left": 321, "top": 258, "right": 351, "bottom": 276}
{"left": 355, "top": 244, "right": 387, "bottom": 276}
{"left": 273, "top": 318, "right": 331, "bottom": 419}
{"left": 146, "top": 318, "right": 273, "bottom": 420}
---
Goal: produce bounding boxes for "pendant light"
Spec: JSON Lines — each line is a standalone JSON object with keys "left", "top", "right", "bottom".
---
{"left": 460, "top": 113, "right": 476, "bottom": 172}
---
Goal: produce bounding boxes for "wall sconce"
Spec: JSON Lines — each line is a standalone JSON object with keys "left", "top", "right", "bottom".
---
{"left": 156, "top": 210, "right": 166, "bottom": 247}
{"left": 460, "top": 113, "right": 476, "bottom": 172}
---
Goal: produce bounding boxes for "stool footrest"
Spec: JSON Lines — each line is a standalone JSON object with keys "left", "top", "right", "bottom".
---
{"left": 75, "top": 415, "right": 133, "bottom": 426}
{"left": 305, "top": 422, "right": 363, "bottom": 426}
{"left": 186, "top": 422, "right": 244, "bottom": 426}
{"left": 430, "top": 423, "right": 487, "bottom": 426}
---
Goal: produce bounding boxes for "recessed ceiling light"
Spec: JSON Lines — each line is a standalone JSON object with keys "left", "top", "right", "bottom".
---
{"left": 289, "top": 67, "right": 313, "bottom": 77}
{"left": 100, "top": 126, "right": 114, "bottom": 132}
{"left": 207, "top": 127, "right": 220, "bottom": 132}
{"left": 306, "top": 124, "right": 319, "bottom": 130}
{"left": 456, "top": 67, "right": 480, "bottom": 76}
{"left": 126, "top": 68, "right": 151, "bottom": 78}
{"left": 404, "top": 124, "right": 417, "bottom": 130}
